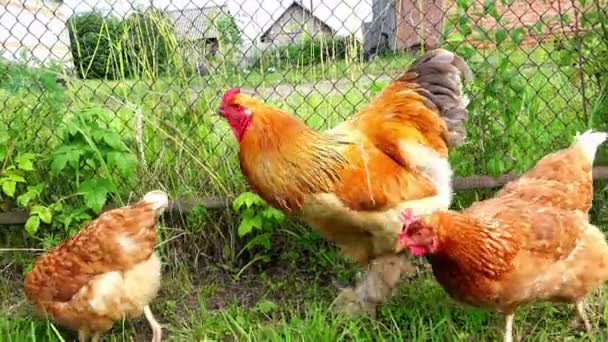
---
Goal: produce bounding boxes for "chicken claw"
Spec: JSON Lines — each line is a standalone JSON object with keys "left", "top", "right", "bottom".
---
{"left": 576, "top": 301, "right": 592, "bottom": 333}
{"left": 504, "top": 314, "right": 514, "bottom": 342}
{"left": 331, "top": 255, "right": 416, "bottom": 317}
{"left": 144, "top": 305, "right": 162, "bottom": 342}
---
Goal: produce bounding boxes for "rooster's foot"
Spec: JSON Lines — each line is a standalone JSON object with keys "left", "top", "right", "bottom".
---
{"left": 330, "top": 287, "right": 377, "bottom": 318}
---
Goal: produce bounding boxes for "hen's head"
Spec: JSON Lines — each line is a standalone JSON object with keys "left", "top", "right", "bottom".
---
{"left": 142, "top": 190, "right": 169, "bottom": 216}
{"left": 395, "top": 208, "right": 439, "bottom": 256}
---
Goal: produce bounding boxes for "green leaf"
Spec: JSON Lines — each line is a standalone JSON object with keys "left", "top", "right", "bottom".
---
{"left": 1, "top": 180, "right": 16, "bottom": 197}
{"left": 510, "top": 27, "right": 526, "bottom": 45}
{"left": 0, "top": 146, "right": 6, "bottom": 162}
{"left": 494, "top": 29, "right": 508, "bottom": 45}
{"left": 102, "top": 131, "right": 125, "bottom": 150}
{"left": 106, "top": 151, "right": 137, "bottom": 178}
{"left": 5, "top": 172, "right": 26, "bottom": 183}
{"left": 243, "top": 233, "right": 272, "bottom": 251}
{"left": 233, "top": 192, "right": 263, "bottom": 212}
{"left": 446, "top": 32, "right": 465, "bottom": 44}
{"left": 237, "top": 211, "right": 263, "bottom": 237}
{"left": 78, "top": 178, "right": 113, "bottom": 213}
{"left": 455, "top": 0, "right": 473, "bottom": 10}
{"left": 51, "top": 145, "right": 83, "bottom": 176}
{"left": 483, "top": 0, "right": 499, "bottom": 20}
{"left": 31, "top": 205, "right": 52, "bottom": 224}
{"left": 15, "top": 153, "right": 36, "bottom": 171}
{"left": 255, "top": 299, "right": 277, "bottom": 314}
{"left": 23, "top": 263, "right": 33, "bottom": 275}
{"left": 532, "top": 20, "right": 545, "bottom": 34}
{"left": 16, "top": 183, "right": 44, "bottom": 207}
{"left": 261, "top": 207, "right": 285, "bottom": 223}
{"left": 0, "top": 130, "right": 8, "bottom": 145}
{"left": 24, "top": 215, "right": 40, "bottom": 235}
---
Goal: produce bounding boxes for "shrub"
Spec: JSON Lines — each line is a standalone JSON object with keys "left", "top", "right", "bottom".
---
{"left": 121, "top": 9, "right": 181, "bottom": 80}
{"left": 67, "top": 10, "right": 179, "bottom": 80}
{"left": 251, "top": 35, "right": 363, "bottom": 69}
{"left": 67, "top": 11, "right": 123, "bottom": 80}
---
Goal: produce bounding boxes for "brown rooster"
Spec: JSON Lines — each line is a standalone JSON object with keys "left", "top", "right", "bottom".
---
{"left": 24, "top": 190, "right": 168, "bottom": 342}
{"left": 218, "top": 49, "right": 472, "bottom": 313}
{"left": 396, "top": 130, "right": 608, "bottom": 342}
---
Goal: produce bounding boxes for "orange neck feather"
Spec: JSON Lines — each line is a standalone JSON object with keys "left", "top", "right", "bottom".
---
{"left": 238, "top": 107, "right": 350, "bottom": 212}
{"left": 431, "top": 211, "right": 521, "bottom": 279}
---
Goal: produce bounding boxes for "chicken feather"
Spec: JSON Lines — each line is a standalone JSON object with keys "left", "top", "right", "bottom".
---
{"left": 397, "top": 130, "right": 608, "bottom": 341}
{"left": 219, "top": 49, "right": 471, "bottom": 266}
{"left": 24, "top": 191, "right": 168, "bottom": 342}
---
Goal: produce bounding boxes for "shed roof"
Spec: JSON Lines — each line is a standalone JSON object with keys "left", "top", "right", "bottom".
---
{"left": 259, "top": 1, "right": 336, "bottom": 40}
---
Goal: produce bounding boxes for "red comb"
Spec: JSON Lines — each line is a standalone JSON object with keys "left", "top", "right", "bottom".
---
{"left": 400, "top": 208, "right": 416, "bottom": 229}
{"left": 221, "top": 88, "right": 240, "bottom": 106}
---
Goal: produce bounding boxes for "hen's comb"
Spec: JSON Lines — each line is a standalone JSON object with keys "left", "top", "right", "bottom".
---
{"left": 400, "top": 208, "right": 416, "bottom": 230}
{"left": 221, "top": 88, "right": 240, "bottom": 106}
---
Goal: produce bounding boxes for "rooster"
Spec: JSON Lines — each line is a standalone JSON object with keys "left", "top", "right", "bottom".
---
{"left": 395, "top": 130, "right": 608, "bottom": 342}
{"left": 24, "top": 191, "right": 168, "bottom": 342}
{"left": 218, "top": 49, "right": 472, "bottom": 313}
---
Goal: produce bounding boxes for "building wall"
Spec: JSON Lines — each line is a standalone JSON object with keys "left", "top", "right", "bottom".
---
{"left": 261, "top": 5, "right": 333, "bottom": 47}
{"left": 395, "top": 0, "right": 445, "bottom": 50}
{"left": 0, "top": 0, "right": 72, "bottom": 66}
{"left": 363, "top": 0, "right": 396, "bottom": 54}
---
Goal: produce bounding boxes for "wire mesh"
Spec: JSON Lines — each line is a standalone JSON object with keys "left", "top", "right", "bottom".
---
{"left": 0, "top": 0, "right": 606, "bottom": 224}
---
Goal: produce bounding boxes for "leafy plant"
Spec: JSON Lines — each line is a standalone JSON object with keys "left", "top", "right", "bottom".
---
{"left": 0, "top": 140, "right": 51, "bottom": 236}
{"left": 232, "top": 191, "right": 285, "bottom": 254}
{"left": 50, "top": 105, "right": 137, "bottom": 213}
{"left": 556, "top": 0, "right": 608, "bottom": 93}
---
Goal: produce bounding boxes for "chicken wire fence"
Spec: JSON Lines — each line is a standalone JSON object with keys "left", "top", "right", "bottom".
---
{"left": 0, "top": 0, "right": 607, "bottom": 225}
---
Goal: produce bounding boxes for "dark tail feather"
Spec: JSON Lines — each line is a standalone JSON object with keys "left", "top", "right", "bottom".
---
{"left": 399, "top": 49, "right": 473, "bottom": 147}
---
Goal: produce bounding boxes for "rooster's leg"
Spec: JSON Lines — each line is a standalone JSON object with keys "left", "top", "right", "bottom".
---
{"left": 504, "top": 314, "right": 514, "bottom": 342}
{"left": 576, "top": 300, "right": 593, "bottom": 332}
{"left": 78, "top": 329, "right": 89, "bottom": 342}
{"left": 90, "top": 333, "right": 101, "bottom": 342}
{"left": 144, "top": 304, "right": 163, "bottom": 342}
{"left": 332, "top": 255, "right": 415, "bottom": 317}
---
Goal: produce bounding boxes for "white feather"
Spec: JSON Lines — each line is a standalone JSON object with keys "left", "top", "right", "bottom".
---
{"left": 574, "top": 129, "right": 607, "bottom": 164}
{"left": 142, "top": 190, "right": 169, "bottom": 211}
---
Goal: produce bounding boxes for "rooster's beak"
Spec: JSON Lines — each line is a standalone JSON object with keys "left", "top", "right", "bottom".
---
{"left": 394, "top": 238, "right": 405, "bottom": 253}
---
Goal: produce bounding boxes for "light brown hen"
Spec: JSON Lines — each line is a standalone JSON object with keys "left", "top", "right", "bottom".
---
{"left": 24, "top": 190, "right": 168, "bottom": 342}
{"left": 396, "top": 130, "right": 608, "bottom": 342}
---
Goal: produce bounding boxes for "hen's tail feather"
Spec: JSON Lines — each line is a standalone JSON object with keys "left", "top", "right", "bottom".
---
{"left": 142, "top": 190, "right": 169, "bottom": 212}
{"left": 574, "top": 130, "right": 607, "bottom": 164}
{"left": 400, "top": 49, "right": 473, "bottom": 147}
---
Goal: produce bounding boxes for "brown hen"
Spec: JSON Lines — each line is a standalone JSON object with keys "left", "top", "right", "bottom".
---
{"left": 24, "top": 190, "right": 168, "bottom": 342}
{"left": 396, "top": 130, "right": 608, "bottom": 342}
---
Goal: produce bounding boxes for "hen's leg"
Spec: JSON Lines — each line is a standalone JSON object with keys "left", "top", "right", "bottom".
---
{"left": 504, "top": 314, "right": 514, "bottom": 342}
{"left": 144, "top": 305, "right": 163, "bottom": 342}
{"left": 576, "top": 300, "right": 592, "bottom": 332}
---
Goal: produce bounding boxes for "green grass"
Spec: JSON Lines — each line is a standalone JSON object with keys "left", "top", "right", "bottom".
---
{"left": 3, "top": 252, "right": 608, "bottom": 341}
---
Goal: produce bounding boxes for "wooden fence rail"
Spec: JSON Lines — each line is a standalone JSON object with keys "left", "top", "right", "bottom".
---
{"left": 1, "top": 166, "right": 606, "bottom": 226}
